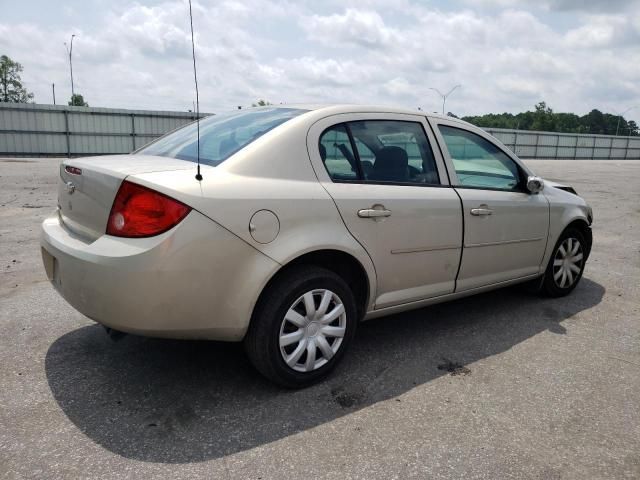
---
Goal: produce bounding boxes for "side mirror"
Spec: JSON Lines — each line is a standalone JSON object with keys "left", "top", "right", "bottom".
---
{"left": 526, "top": 175, "right": 544, "bottom": 194}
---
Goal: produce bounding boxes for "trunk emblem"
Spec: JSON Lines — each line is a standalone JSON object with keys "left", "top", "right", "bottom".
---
{"left": 65, "top": 181, "right": 76, "bottom": 195}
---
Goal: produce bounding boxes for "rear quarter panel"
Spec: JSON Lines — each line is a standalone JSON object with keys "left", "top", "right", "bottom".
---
{"left": 129, "top": 119, "right": 378, "bottom": 312}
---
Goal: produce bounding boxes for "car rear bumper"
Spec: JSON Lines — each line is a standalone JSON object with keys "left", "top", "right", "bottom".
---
{"left": 40, "top": 209, "right": 279, "bottom": 341}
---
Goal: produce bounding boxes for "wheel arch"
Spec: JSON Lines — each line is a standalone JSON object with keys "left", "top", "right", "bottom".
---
{"left": 542, "top": 213, "right": 592, "bottom": 271}
{"left": 250, "top": 249, "right": 372, "bottom": 329}
{"left": 563, "top": 218, "right": 593, "bottom": 259}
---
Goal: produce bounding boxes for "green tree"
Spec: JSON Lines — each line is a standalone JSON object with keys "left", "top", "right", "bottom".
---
{"left": 581, "top": 109, "right": 606, "bottom": 134}
{"left": 68, "top": 93, "right": 88, "bottom": 106}
{"left": 462, "top": 102, "right": 638, "bottom": 136}
{"left": 252, "top": 99, "right": 272, "bottom": 107}
{"left": 554, "top": 113, "right": 581, "bottom": 133}
{"left": 0, "top": 55, "right": 34, "bottom": 103}
{"left": 531, "top": 101, "right": 555, "bottom": 131}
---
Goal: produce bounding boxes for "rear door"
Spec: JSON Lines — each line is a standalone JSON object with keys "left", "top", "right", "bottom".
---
{"left": 307, "top": 113, "right": 463, "bottom": 309}
{"left": 430, "top": 118, "right": 549, "bottom": 291}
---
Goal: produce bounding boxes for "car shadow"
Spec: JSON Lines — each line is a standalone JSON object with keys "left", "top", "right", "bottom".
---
{"left": 45, "top": 278, "right": 604, "bottom": 463}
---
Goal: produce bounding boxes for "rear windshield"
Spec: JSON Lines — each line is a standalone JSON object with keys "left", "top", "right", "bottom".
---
{"left": 137, "top": 107, "right": 307, "bottom": 167}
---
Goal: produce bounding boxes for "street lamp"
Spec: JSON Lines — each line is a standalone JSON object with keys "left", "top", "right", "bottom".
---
{"left": 429, "top": 85, "right": 461, "bottom": 115}
{"left": 614, "top": 105, "right": 639, "bottom": 136}
{"left": 64, "top": 34, "right": 77, "bottom": 101}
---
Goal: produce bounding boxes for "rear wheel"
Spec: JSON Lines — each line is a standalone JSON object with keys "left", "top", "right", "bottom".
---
{"left": 244, "top": 265, "right": 357, "bottom": 388}
{"left": 541, "top": 227, "right": 587, "bottom": 297}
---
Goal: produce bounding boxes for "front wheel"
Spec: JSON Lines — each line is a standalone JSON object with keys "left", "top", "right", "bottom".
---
{"left": 244, "top": 265, "right": 357, "bottom": 388}
{"left": 541, "top": 227, "right": 587, "bottom": 297}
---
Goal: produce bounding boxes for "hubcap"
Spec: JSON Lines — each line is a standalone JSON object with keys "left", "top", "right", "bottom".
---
{"left": 552, "top": 237, "right": 584, "bottom": 288}
{"left": 279, "top": 289, "right": 347, "bottom": 373}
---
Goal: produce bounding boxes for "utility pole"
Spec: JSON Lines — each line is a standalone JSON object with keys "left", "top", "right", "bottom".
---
{"left": 429, "top": 85, "right": 461, "bottom": 115}
{"left": 64, "top": 34, "right": 77, "bottom": 102}
{"left": 615, "top": 106, "right": 639, "bottom": 136}
{"left": 52, "top": 83, "right": 56, "bottom": 105}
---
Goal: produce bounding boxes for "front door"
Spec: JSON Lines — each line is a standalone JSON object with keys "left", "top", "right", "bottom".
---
{"left": 432, "top": 120, "right": 550, "bottom": 291}
{"left": 308, "top": 114, "right": 463, "bottom": 309}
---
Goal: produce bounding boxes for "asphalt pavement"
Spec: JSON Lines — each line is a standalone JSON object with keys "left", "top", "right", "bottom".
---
{"left": 0, "top": 158, "right": 638, "bottom": 479}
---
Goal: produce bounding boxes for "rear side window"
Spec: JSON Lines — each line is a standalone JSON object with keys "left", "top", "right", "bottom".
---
{"left": 318, "top": 120, "right": 440, "bottom": 185}
{"left": 138, "top": 107, "right": 307, "bottom": 167}
{"left": 319, "top": 125, "right": 359, "bottom": 180}
{"left": 438, "top": 125, "right": 521, "bottom": 190}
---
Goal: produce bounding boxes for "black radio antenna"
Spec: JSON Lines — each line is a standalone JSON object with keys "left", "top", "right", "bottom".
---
{"left": 188, "top": 0, "right": 203, "bottom": 181}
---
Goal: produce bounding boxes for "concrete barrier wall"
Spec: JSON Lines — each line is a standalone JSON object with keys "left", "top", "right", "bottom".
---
{"left": 0, "top": 103, "right": 203, "bottom": 157}
{"left": 1, "top": 103, "right": 638, "bottom": 159}
{"left": 484, "top": 127, "right": 640, "bottom": 160}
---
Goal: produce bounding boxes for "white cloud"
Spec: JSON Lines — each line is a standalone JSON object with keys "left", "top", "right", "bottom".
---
{"left": 304, "top": 9, "right": 399, "bottom": 49}
{"left": 565, "top": 14, "right": 640, "bottom": 48}
{"left": 0, "top": 0, "right": 638, "bottom": 123}
{"left": 463, "top": 0, "right": 637, "bottom": 12}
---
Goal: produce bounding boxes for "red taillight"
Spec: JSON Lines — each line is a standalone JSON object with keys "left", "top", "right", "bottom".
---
{"left": 106, "top": 181, "right": 191, "bottom": 238}
{"left": 64, "top": 165, "right": 82, "bottom": 175}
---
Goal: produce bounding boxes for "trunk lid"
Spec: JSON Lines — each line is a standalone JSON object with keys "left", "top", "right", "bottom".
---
{"left": 57, "top": 154, "right": 195, "bottom": 241}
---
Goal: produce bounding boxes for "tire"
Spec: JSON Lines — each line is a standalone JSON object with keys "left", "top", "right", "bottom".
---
{"left": 540, "top": 227, "right": 587, "bottom": 297}
{"left": 244, "top": 265, "right": 358, "bottom": 388}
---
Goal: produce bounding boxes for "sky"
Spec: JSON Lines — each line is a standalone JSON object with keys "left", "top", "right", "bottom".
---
{"left": 1, "top": 0, "right": 639, "bottom": 123}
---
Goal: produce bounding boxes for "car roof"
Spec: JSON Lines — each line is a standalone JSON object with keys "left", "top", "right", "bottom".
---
{"left": 259, "top": 103, "right": 453, "bottom": 122}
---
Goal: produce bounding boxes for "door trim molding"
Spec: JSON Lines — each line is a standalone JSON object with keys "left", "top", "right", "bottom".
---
{"left": 465, "top": 237, "right": 544, "bottom": 248}
{"left": 391, "top": 244, "right": 460, "bottom": 254}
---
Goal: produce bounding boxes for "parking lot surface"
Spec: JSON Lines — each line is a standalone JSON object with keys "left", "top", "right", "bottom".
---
{"left": 1, "top": 158, "right": 639, "bottom": 479}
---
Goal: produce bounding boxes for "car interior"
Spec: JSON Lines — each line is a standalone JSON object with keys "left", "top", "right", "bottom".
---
{"left": 319, "top": 121, "right": 440, "bottom": 185}
{"left": 437, "top": 125, "right": 523, "bottom": 190}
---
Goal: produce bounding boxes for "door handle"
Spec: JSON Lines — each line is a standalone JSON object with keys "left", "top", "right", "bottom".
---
{"left": 470, "top": 206, "right": 493, "bottom": 216}
{"left": 358, "top": 207, "right": 392, "bottom": 218}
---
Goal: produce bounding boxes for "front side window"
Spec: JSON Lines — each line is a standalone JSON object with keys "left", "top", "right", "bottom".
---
{"left": 438, "top": 125, "right": 521, "bottom": 190}
{"left": 138, "top": 107, "right": 307, "bottom": 167}
{"left": 318, "top": 120, "right": 440, "bottom": 185}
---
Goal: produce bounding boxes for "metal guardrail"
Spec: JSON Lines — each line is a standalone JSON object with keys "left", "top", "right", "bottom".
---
{"left": 0, "top": 103, "right": 204, "bottom": 157}
{"left": 484, "top": 127, "right": 640, "bottom": 160}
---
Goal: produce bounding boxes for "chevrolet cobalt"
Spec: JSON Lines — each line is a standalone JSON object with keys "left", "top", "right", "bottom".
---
{"left": 41, "top": 105, "right": 593, "bottom": 387}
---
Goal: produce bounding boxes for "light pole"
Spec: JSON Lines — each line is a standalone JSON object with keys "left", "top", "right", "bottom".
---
{"left": 614, "top": 106, "right": 639, "bottom": 136}
{"left": 64, "top": 34, "right": 77, "bottom": 102}
{"left": 429, "top": 85, "right": 461, "bottom": 115}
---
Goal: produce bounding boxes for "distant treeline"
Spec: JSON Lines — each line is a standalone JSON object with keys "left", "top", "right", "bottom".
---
{"left": 456, "top": 102, "right": 639, "bottom": 136}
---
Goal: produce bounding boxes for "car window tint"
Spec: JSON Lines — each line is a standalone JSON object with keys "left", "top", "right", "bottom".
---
{"left": 138, "top": 107, "right": 307, "bottom": 167}
{"left": 319, "top": 125, "right": 359, "bottom": 180}
{"left": 438, "top": 125, "right": 521, "bottom": 190}
{"left": 348, "top": 120, "right": 440, "bottom": 185}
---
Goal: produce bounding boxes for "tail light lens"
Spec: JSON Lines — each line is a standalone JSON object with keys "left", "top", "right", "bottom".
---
{"left": 106, "top": 181, "right": 191, "bottom": 238}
